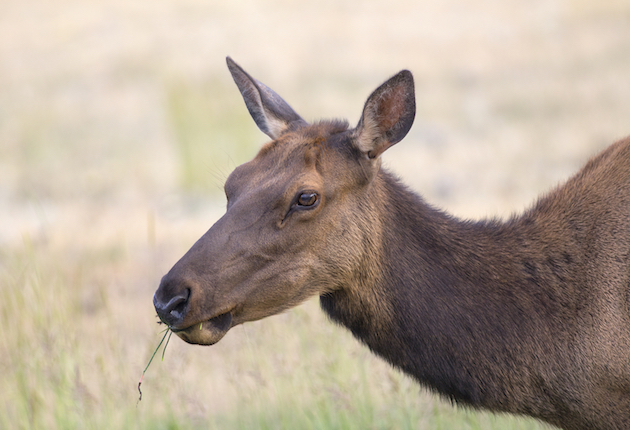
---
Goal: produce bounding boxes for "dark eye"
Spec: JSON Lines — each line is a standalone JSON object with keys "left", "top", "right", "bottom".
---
{"left": 297, "top": 192, "right": 318, "bottom": 207}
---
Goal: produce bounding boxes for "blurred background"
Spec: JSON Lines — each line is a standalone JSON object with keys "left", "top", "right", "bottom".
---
{"left": 1, "top": 0, "right": 629, "bottom": 428}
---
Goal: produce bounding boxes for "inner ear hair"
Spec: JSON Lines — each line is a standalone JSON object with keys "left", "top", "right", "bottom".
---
{"left": 355, "top": 70, "right": 416, "bottom": 159}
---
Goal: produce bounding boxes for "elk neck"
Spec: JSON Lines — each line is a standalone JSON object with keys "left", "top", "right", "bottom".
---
{"left": 320, "top": 167, "right": 583, "bottom": 414}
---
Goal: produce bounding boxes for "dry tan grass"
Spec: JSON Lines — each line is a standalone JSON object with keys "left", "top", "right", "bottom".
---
{"left": 1, "top": 0, "right": 629, "bottom": 428}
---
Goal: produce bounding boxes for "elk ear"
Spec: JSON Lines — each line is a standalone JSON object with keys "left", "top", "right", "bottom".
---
{"left": 355, "top": 70, "right": 415, "bottom": 159}
{"left": 227, "top": 57, "right": 307, "bottom": 139}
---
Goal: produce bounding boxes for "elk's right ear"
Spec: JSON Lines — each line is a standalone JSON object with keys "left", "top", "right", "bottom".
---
{"left": 227, "top": 57, "right": 307, "bottom": 139}
{"left": 354, "top": 70, "right": 415, "bottom": 159}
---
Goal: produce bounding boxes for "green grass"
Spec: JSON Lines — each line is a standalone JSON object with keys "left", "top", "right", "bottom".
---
{"left": 0, "top": 239, "right": 84, "bottom": 429}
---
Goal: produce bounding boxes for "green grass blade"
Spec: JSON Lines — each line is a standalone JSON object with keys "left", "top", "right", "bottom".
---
{"left": 138, "top": 327, "right": 172, "bottom": 402}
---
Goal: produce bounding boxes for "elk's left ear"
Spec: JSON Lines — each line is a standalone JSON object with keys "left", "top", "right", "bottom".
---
{"left": 355, "top": 70, "right": 415, "bottom": 159}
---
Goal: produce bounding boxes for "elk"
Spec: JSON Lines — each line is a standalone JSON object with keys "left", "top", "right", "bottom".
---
{"left": 153, "top": 57, "right": 630, "bottom": 430}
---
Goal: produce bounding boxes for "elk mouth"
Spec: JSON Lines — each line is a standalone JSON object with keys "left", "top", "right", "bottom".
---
{"left": 172, "top": 311, "right": 233, "bottom": 345}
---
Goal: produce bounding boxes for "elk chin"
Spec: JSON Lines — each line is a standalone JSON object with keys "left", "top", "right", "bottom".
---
{"left": 174, "top": 312, "right": 233, "bottom": 345}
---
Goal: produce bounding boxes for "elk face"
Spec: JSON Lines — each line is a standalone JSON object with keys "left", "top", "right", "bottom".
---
{"left": 155, "top": 124, "right": 356, "bottom": 344}
{"left": 153, "top": 58, "right": 414, "bottom": 345}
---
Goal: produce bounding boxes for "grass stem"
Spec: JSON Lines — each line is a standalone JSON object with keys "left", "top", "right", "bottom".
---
{"left": 138, "top": 328, "right": 173, "bottom": 402}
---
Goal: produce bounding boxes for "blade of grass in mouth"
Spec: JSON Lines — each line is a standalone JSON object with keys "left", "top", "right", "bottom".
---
{"left": 138, "top": 327, "right": 173, "bottom": 402}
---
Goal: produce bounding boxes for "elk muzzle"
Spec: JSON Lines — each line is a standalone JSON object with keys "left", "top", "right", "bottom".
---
{"left": 153, "top": 273, "right": 234, "bottom": 345}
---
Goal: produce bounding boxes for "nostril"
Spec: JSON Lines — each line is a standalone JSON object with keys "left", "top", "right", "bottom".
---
{"left": 154, "top": 288, "right": 191, "bottom": 326}
{"left": 165, "top": 291, "right": 189, "bottom": 317}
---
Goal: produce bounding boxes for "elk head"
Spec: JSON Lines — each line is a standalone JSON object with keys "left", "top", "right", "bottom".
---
{"left": 153, "top": 58, "right": 415, "bottom": 345}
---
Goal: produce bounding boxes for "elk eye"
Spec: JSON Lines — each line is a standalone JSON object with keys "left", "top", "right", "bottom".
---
{"left": 297, "top": 192, "right": 318, "bottom": 207}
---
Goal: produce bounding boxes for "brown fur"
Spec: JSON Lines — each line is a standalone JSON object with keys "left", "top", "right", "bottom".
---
{"left": 154, "top": 58, "right": 630, "bottom": 430}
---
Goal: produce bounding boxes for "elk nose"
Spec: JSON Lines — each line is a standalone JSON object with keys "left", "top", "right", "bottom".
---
{"left": 153, "top": 283, "right": 191, "bottom": 328}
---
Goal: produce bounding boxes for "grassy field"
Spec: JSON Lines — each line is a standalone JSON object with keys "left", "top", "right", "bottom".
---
{"left": 1, "top": 0, "right": 629, "bottom": 428}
